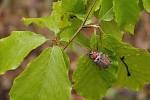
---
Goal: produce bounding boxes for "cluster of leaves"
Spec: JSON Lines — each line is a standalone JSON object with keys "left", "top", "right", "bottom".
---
{"left": 0, "top": 0, "right": 150, "bottom": 100}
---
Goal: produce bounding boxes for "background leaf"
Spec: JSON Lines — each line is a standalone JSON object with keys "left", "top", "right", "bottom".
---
{"left": 22, "top": 1, "right": 70, "bottom": 34}
{"left": 59, "top": 18, "right": 90, "bottom": 48}
{"left": 75, "top": 32, "right": 90, "bottom": 48}
{"left": 99, "top": 0, "right": 114, "bottom": 21}
{"left": 0, "top": 31, "right": 46, "bottom": 74}
{"left": 62, "top": 0, "right": 85, "bottom": 14}
{"left": 59, "top": 18, "right": 82, "bottom": 42}
{"left": 10, "top": 46, "right": 71, "bottom": 100}
{"left": 90, "top": 29, "right": 102, "bottom": 50}
{"left": 101, "top": 21, "right": 122, "bottom": 40}
{"left": 142, "top": 0, "right": 150, "bottom": 12}
{"left": 113, "top": 0, "right": 140, "bottom": 33}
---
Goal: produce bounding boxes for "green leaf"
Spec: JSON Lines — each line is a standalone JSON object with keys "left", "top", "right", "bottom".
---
{"left": 116, "top": 50, "right": 150, "bottom": 90}
{"left": 84, "top": 0, "right": 101, "bottom": 10}
{"left": 94, "top": 0, "right": 102, "bottom": 11}
{"left": 101, "top": 21, "right": 122, "bottom": 40}
{"left": 85, "top": 0, "right": 102, "bottom": 14}
{"left": 59, "top": 18, "right": 90, "bottom": 48}
{"left": 75, "top": 32, "right": 90, "bottom": 48}
{"left": 10, "top": 46, "right": 71, "bottom": 100}
{"left": 99, "top": 0, "right": 114, "bottom": 21}
{"left": 143, "top": 0, "right": 150, "bottom": 12}
{"left": 90, "top": 34, "right": 98, "bottom": 50}
{"left": 138, "top": 0, "right": 144, "bottom": 11}
{"left": 113, "top": 0, "right": 140, "bottom": 33}
{"left": 102, "top": 35, "right": 150, "bottom": 90}
{"left": 62, "top": 0, "right": 85, "bottom": 14}
{"left": 22, "top": 1, "right": 70, "bottom": 34}
{"left": 59, "top": 18, "right": 81, "bottom": 42}
{"left": 73, "top": 56, "right": 116, "bottom": 100}
{"left": 90, "top": 30, "right": 102, "bottom": 50}
{"left": 0, "top": 31, "right": 46, "bottom": 74}
{"left": 22, "top": 17, "right": 45, "bottom": 28}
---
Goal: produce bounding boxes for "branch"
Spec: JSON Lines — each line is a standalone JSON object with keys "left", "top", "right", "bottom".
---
{"left": 63, "top": 0, "right": 97, "bottom": 50}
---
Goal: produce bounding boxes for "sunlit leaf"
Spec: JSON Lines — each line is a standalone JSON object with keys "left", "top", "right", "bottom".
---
{"left": 10, "top": 46, "right": 71, "bottom": 100}
{"left": 0, "top": 31, "right": 46, "bottom": 74}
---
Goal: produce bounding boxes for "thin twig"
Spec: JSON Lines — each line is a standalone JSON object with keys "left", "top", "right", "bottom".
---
{"left": 82, "top": 24, "right": 100, "bottom": 28}
{"left": 82, "top": 24, "right": 105, "bottom": 34}
{"left": 63, "top": 0, "right": 97, "bottom": 50}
